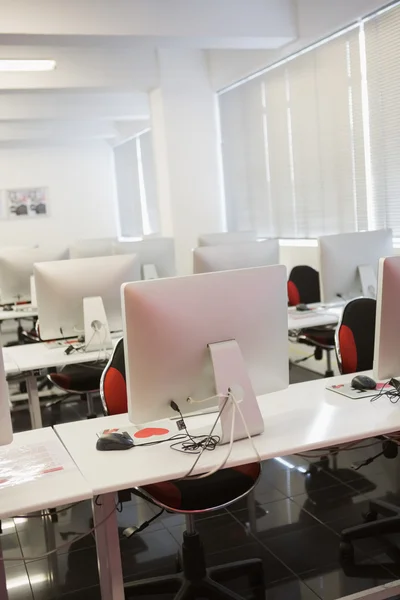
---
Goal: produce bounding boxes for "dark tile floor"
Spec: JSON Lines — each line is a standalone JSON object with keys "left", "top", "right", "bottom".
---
{"left": 3, "top": 364, "right": 400, "bottom": 599}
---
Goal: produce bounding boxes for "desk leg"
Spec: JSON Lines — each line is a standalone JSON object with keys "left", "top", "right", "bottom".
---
{"left": 26, "top": 374, "right": 42, "bottom": 429}
{"left": 93, "top": 493, "right": 124, "bottom": 600}
{"left": 0, "top": 539, "right": 9, "bottom": 600}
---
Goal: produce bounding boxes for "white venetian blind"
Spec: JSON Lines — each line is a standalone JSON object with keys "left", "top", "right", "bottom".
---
{"left": 113, "top": 131, "right": 160, "bottom": 238}
{"left": 286, "top": 28, "right": 366, "bottom": 236}
{"left": 219, "top": 78, "right": 274, "bottom": 235}
{"left": 113, "top": 138, "right": 143, "bottom": 238}
{"left": 219, "top": 27, "right": 367, "bottom": 238}
{"left": 138, "top": 131, "right": 160, "bottom": 235}
{"left": 364, "top": 4, "right": 400, "bottom": 236}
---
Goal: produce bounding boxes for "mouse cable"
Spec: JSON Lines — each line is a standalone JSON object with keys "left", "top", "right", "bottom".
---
{"left": 169, "top": 400, "right": 220, "bottom": 453}
{"left": 0, "top": 502, "right": 117, "bottom": 563}
{"left": 370, "top": 379, "right": 398, "bottom": 404}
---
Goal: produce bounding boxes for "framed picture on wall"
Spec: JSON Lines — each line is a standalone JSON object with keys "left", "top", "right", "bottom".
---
{"left": 6, "top": 187, "right": 49, "bottom": 219}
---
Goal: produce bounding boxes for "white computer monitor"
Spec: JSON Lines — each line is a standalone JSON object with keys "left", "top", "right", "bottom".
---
{"left": 35, "top": 254, "right": 140, "bottom": 344}
{"left": 373, "top": 256, "right": 400, "bottom": 380}
{"left": 193, "top": 240, "right": 280, "bottom": 274}
{"left": 319, "top": 229, "right": 393, "bottom": 304}
{"left": 0, "top": 246, "right": 69, "bottom": 305}
{"left": 0, "top": 343, "right": 12, "bottom": 447}
{"left": 69, "top": 238, "right": 116, "bottom": 259}
{"left": 122, "top": 265, "right": 289, "bottom": 425}
{"left": 113, "top": 238, "right": 176, "bottom": 279}
{"left": 198, "top": 231, "right": 258, "bottom": 247}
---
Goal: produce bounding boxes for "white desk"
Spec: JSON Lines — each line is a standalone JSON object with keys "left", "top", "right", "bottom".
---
{"left": 2, "top": 350, "right": 20, "bottom": 376}
{"left": 0, "top": 427, "right": 92, "bottom": 600}
{"left": 0, "top": 308, "right": 37, "bottom": 323}
{"left": 55, "top": 371, "right": 400, "bottom": 600}
{"left": 288, "top": 305, "right": 341, "bottom": 330}
{"left": 4, "top": 339, "right": 119, "bottom": 429}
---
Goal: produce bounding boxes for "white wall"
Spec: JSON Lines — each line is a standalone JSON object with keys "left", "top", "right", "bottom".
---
{"left": 0, "top": 141, "right": 118, "bottom": 247}
{"left": 150, "top": 50, "right": 225, "bottom": 275}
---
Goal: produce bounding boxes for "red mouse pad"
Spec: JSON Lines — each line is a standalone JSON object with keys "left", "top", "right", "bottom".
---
{"left": 134, "top": 427, "right": 170, "bottom": 439}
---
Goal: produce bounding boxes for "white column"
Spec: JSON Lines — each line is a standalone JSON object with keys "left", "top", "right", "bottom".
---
{"left": 150, "top": 49, "right": 225, "bottom": 275}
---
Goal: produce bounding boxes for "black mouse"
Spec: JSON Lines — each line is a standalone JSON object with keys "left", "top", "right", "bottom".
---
{"left": 351, "top": 375, "right": 377, "bottom": 391}
{"left": 96, "top": 432, "right": 134, "bottom": 451}
{"left": 296, "top": 303, "right": 310, "bottom": 312}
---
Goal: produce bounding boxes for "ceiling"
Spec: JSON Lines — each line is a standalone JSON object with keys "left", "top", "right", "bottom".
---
{"left": 0, "top": 0, "right": 296, "bottom": 146}
{"left": 0, "top": 0, "right": 391, "bottom": 147}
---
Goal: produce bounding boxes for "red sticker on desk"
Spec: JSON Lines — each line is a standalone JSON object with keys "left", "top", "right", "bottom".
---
{"left": 134, "top": 427, "right": 170, "bottom": 439}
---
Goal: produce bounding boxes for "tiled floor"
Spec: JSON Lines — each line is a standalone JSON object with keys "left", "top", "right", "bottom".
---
{"left": 4, "top": 362, "right": 400, "bottom": 599}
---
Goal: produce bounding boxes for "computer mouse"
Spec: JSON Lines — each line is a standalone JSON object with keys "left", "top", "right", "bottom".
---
{"left": 351, "top": 375, "right": 377, "bottom": 391}
{"left": 96, "top": 432, "right": 134, "bottom": 451}
{"left": 296, "top": 303, "right": 310, "bottom": 311}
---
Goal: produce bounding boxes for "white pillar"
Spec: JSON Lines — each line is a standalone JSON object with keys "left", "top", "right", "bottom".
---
{"left": 150, "top": 49, "right": 225, "bottom": 275}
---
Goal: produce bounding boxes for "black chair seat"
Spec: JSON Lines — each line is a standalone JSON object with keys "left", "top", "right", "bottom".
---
{"left": 299, "top": 326, "right": 335, "bottom": 347}
{"left": 141, "top": 463, "right": 260, "bottom": 512}
{"left": 48, "top": 363, "right": 106, "bottom": 394}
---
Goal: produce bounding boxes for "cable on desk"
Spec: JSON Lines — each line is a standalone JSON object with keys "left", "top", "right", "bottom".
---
{"left": 0, "top": 503, "right": 117, "bottom": 564}
{"left": 370, "top": 378, "right": 400, "bottom": 405}
{"left": 174, "top": 389, "right": 261, "bottom": 481}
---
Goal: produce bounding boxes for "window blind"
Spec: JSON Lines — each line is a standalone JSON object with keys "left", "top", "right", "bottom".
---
{"left": 113, "top": 131, "right": 160, "bottom": 238}
{"left": 286, "top": 28, "right": 366, "bottom": 236}
{"left": 219, "top": 27, "right": 367, "bottom": 238}
{"left": 364, "top": 4, "right": 400, "bottom": 236}
{"left": 113, "top": 138, "right": 143, "bottom": 238}
{"left": 219, "top": 78, "right": 273, "bottom": 235}
{"left": 138, "top": 131, "right": 160, "bottom": 235}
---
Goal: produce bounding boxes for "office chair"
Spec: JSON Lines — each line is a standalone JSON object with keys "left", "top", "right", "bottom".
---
{"left": 47, "top": 363, "right": 105, "bottom": 420}
{"left": 336, "top": 297, "right": 376, "bottom": 374}
{"left": 101, "top": 340, "right": 265, "bottom": 600}
{"left": 334, "top": 298, "right": 400, "bottom": 562}
{"left": 288, "top": 265, "right": 336, "bottom": 377}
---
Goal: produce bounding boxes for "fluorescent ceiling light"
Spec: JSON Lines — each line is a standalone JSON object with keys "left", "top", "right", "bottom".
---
{"left": 0, "top": 60, "right": 56, "bottom": 72}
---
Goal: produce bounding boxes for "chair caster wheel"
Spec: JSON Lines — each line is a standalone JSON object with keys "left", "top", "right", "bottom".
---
{"left": 363, "top": 510, "right": 378, "bottom": 523}
{"left": 86, "top": 414, "right": 97, "bottom": 419}
{"left": 340, "top": 541, "right": 354, "bottom": 563}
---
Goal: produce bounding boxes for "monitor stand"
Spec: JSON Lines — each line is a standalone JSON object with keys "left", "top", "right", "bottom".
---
{"left": 143, "top": 264, "right": 159, "bottom": 280}
{"left": 208, "top": 340, "right": 264, "bottom": 445}
{"left": 83, "top": 296, "right": 112, "bottom": 352}
{"left": 358, "top": 264, "right": 377, "bottom": 299}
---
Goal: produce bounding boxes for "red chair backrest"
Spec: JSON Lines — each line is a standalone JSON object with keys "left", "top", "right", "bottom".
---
{"left": 288, "top": 266, "right": 321, "bottom": 306}
{"left": 337, "top": 298, "right": 376, "bottom": 374}
{"left": 101, "top": 338, "right": 128, "bottom": 415}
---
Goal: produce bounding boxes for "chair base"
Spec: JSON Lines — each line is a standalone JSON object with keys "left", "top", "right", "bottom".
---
{"left": 125, "top": 530, "right": 264, "bottom": 600}
{"left": 340, "top": 499, "right": 400, "bottom": 563}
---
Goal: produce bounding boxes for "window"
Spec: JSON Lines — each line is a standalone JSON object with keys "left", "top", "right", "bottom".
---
{"left": 218, "top": 1, "right": 400, "bottom": 239}
{"left": 113, "top": 130, "right": 160, "bottom": 239}
{"left": 363, "top": 5, "right": 400, "bottom": 235}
